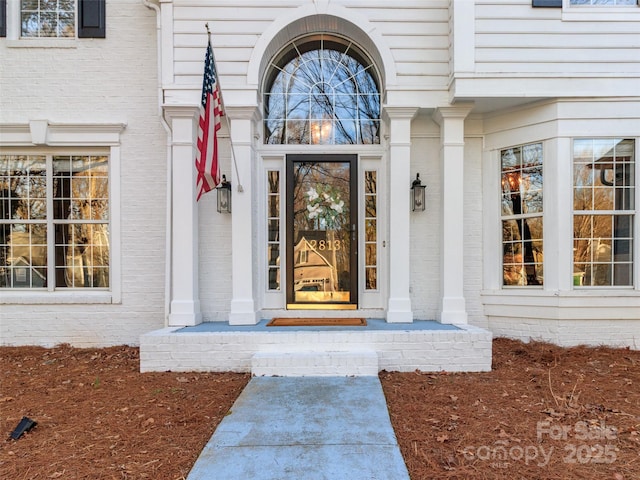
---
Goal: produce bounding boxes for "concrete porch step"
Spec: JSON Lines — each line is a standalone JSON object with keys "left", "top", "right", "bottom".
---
{"left": 251, "top": 350, "right": 378, "bottom": 376}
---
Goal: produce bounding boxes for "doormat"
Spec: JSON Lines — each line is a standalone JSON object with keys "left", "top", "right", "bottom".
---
{"left": 267, "top": 318, "right": 367, "bottom": 327}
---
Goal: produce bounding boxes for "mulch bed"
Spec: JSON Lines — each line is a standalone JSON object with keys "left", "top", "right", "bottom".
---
{"left": 380, "top": 338, "right": 640, "bottom": 479}
{"left": 1, "top": 338, "right": 638, "bottom": 479}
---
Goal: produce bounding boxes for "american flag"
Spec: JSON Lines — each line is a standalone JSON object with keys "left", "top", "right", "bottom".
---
{"left": 195, "top": 38, "right": 224, "bottom": 201}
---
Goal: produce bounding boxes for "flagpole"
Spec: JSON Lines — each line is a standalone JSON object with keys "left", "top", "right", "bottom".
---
{"left": 205, "top": 23, "right": 244, "bottom": 193}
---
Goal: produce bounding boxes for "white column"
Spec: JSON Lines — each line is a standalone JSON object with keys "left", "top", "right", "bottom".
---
{"left": 384, "top": 107, "right": 418, "bottom": 323}
{"left": 551, "top": 137, "right": 575, "bottom": 291}
{"left": 433, "top": 104, "right": 474, "bottom": 324}
{"left": 226, "top": 106, "right": 260, "bottom": 325}
{"left": 164, "top": 106, "right": 202, "bottom": 327}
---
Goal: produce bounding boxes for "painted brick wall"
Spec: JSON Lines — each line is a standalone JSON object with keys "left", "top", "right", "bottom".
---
{"left": 197, "top": 133, "right": 233, "bottom": 322}
{"left": 489, "top": 318, "right": 640, "bottom": 350}
{"left": 0, "top": 1, "right": 168, "bottom": 347}
{"left": 409, "top": 115, "right": 442, "bottom": 321}
{"left": 410, "top": 115, "right": 486, "bottom": 328}
{"left": 140, "top": 324, "right": 493, "bottom": 373}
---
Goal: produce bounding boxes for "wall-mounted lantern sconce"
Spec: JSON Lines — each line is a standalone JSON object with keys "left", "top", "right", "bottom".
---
{"left": 411, "top": 173, "right": 426, "bottom": 212}
{"left": 216, "top": 175, "right": 232, "bottom": 214}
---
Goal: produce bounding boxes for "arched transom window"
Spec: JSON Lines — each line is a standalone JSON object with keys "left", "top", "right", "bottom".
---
{"left": 264, "top": 35, "right": 381, "bottom": 145}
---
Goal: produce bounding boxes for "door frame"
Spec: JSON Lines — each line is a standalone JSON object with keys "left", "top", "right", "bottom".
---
{"left": 285, "top": 154, "right": 358, "bottom": 309}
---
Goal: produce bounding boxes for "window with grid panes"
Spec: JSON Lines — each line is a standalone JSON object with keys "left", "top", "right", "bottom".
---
{"left": 501, "top": 143, "right": 544, "bottom": 286}
{"left": 364, "top": 171, "right": 377, "bottom": 290}
{"left": 20, "top": 0, "right": 75, "bottom": 37}
{"left": 264, "top": 34, "right": 381, "bottom": 145}
{"left": 0, "top": 153, "right": 110, "bottom": 289}
{"left": 0, "top": 1, "right": 105, "bottom": 39}
{"left": 266, "top": 170, "right": 281, "bottom": 290}
{"left": 573, "top": 139, "right": 634, "bottom": 287}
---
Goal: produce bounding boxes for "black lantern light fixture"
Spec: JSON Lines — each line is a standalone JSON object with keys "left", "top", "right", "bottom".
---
{"left": 411, "top": 173, "right": 426, "bottom": 212}
{"left": 216, "top": 175, "right": 232, "bottom": 214}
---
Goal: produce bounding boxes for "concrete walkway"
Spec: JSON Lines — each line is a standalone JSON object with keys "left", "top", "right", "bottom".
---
{"left": 187, "top": 376, "right": 410, "bottom": 480}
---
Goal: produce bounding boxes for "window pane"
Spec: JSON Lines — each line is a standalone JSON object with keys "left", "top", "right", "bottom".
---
{"left": 286, "top": 120, "right": 310, "bottom": 144}
{"left": 573, "top": 139, "right": 634, "bottom": 287}
{"left": 264, "top": 35, "right": 380, "bottom": 145}
{"left": 1, "top": 155, "right": 48, "bottom": 288}
{"left": 359, "top": 120, "right": 380, "bottom": 144}
{"left": 503, "top": 264, "right": 525, "bottom": 286}
{"left": 268, "top": 171, "right": 279, "bottom": 194}
{"left": 501, "top": 143, "right": 543, "bottom": 286}
{"left": 53, "top": 156, "right": 109, "bottom": 221}
{"left": 55, "top": 223, "right": 110, "bottom": 288}
{"left": 287, "top": 93, "right": 309, "bottom": 118}
{"left": 21, "top": 12, "right": 40, "bottom": 37}
{"left": 1, "top": 156, "right": 47, "bottom": 221}
{"left": 365, "top": 267, "right": 377, "bottom": 290}
{"left": 39, "top": 12, "right": 57, "bottom": 37}
{"left": 21, "top": 0, "right": 76, "bottom": 38}
{"left": 268, "top": 219, "right": 279, "bottom": 242}
{"left": 265, "top": 118, "right": 285, "bottom": 145}
{"left": 58, "top": 11, "right": 75, "bottom": 37}
{"left": 613, "top": 263, "right": 633, "bottom": 286}
{"left": 364, "top": 170, "right": 377, "bottom": 290}
{"left": 503, "top": 219, "right": 522, "bottom": 242}
{"left": 268, "top": 244, "right": 279, "bottom": 266}
{"left": 266, "top": 170, "right": 280, "bottom": 291}
{"left": 365, "top": 244, "right": 376, "bottom": 265}
{"left": 268, "top": 196, "right": 279, "bottom": 218}
{"left": 1, "top": 153, "right": 111, "bottom": 290}
{"left": 268, "top": 268, "right": 280, "bottom": 290}
{"left": 522, "top": 166, "right": 543, "bottom": 214}
{"left": 22, "top": 0, "right": 39, "bottom": 9}
{"left": 1, "top": 223, "right": 47, "bottom": 288}
{"left": 365, "top": 196, "right": 376, "bottom": 217}
{"left": 334, "top": 119, "right": 357, "bottom": 145}
{"left": 60, "top": 0, "right": 74, "bottom": 9}
{"left": 365, "top": 219, "right": 376, "bottom": 242}
{"left": 365, "top": 171, "right": 377, "bottom": 194}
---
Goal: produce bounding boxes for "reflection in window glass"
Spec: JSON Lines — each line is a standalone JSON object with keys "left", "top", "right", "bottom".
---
{"left": 1, "top": 154, "right": 110, "bottom": 289}
{"left": 570, "top": 0, "right": 636, "bottom": 5}
{"left": 501, "top": 143, "right": 544, "bottom": 286}
{"left": 364, "top": 171, "right": 377, "bottom": 290}
{"left": 21, "top": 0, "right": 76, "bottom": 38}
{"left": 573, "top": 139, "right": 634, "bottom": 287}
{"left": 266, "top": 171, "right": 280, "bottom": 290}
{"left": 264, "top": 35, "right": 381, "bottom": 145}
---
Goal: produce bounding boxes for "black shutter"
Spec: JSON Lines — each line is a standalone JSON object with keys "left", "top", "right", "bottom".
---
{"left": 0, "top": 0, "right": 7, "bottom": 38}
{"left": 532, "top": 0, "right": 562, "bottom": 6}
{"left": 78, "top": 0, "right": 106, "bottom": 38}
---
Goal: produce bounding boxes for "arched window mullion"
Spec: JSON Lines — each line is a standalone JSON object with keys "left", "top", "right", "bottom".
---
{"left": 326, "top": 42, "right": 353, "bottom": 86}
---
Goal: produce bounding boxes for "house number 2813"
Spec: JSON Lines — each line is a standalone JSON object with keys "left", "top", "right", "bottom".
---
{"left": 308, "top": 240, "right": 343, "bottom": 251}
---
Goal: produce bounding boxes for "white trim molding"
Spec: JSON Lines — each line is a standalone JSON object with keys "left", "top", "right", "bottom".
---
{"left": 0, "top": 121, "right": 126, "bottom": 305}
{"left": 0, "top": 122, "right": 127, "bottom": 146}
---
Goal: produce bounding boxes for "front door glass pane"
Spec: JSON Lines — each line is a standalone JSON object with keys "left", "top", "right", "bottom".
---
{"left": 289, "top": 158, "right": 355, "bottom": 304}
